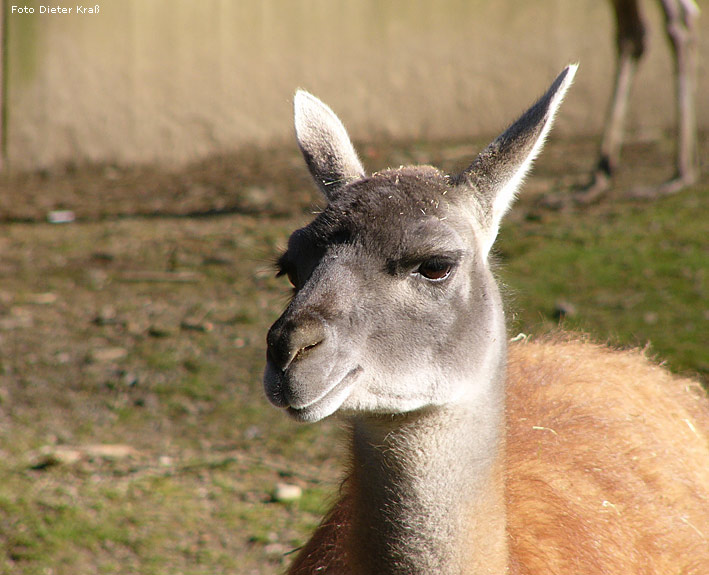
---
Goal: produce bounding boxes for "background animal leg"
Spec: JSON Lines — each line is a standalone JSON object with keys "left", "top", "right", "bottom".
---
{"left": 575, "top": 0, "right": 646, "bottom": 204}
{"left": 629, "top": 0, "right": 699, "bottom": 199}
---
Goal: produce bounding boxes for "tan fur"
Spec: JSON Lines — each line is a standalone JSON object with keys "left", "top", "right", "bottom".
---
{"left": 507, "top": 337, "right": 709, "bottom": 574}
{"left": 287, "top": 337, "right": 709, "bottom": 574}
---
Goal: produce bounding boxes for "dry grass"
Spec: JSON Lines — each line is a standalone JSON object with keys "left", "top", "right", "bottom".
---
{"left": 0, "top": 134, "right": 707, "bottom": 573}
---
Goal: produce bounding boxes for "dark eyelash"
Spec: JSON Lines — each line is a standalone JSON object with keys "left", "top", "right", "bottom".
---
{"left": 274, "top": 252, "right": 293, "bottom": 277}
{"left": 275, "top": 259, "right": 299, "bottom": 289}
{"left": 273, "top": 254, "right": 286, "bottom": 275}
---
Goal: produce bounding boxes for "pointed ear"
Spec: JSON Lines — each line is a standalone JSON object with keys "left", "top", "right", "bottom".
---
{"left": 454, "top": 64, "right": 577, "bottom": 257}
{"left": 294, "top": 90, "right": 366, "bottom": 201}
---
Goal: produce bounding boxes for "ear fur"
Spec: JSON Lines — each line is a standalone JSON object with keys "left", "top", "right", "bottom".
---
{"left": 455, "top": 64, "right": 577, "bottom": 257}
{"left": 294, "top": 91, "right": 366, "bottom": 200}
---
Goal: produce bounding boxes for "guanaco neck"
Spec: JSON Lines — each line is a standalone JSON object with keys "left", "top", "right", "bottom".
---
{"left": 347, "top": 370, "right": 508, "bottom": 575}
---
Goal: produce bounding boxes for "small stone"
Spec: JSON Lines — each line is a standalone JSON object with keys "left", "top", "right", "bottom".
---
{"left": 90, "top": 347, "right": 128, "bottom": 363}
{"left": 643, "top": 312, "right": 659, "bottom": 325}
{"left": 84, "top": 444, "right": 138, "bottom": 460}
{"left": 27, "top": 292, "right": 58, "bottom": 305}
{"left": 30, "top": 446, "right": 82, "bottom": 469}
{"left": 47, "top": 210, "right": 75, "bottom": 224}
{"left": 94, "top": 305, "right": 118, "bottom": 326}
{"left": 273, "top": 482, "right": 302, "bottom": 503}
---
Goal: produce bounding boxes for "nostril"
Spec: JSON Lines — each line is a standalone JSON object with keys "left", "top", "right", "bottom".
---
{"left": 266, "top": 317, "right": 327, "bottom": 372}
{"left": 295, "top": 338, "right": 323, "bottom": 360}
{"left": 282, "top": 337, "right": 324, "bottom": 372}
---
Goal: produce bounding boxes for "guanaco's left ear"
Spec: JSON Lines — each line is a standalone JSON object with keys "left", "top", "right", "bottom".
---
{"left": 294, "top": 90, "right": 366, "bottom": 201}
{"left": 454, "top": 64, "right": 577, "bottom": 258}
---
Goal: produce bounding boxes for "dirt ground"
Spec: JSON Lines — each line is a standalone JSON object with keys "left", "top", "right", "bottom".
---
{"left": 0, "top": 133, "right": 706, "bottom": 574}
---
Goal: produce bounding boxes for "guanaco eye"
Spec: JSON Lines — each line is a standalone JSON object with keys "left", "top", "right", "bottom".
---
{"left": 416, "top": 258, "right": 453, "bottom": 281}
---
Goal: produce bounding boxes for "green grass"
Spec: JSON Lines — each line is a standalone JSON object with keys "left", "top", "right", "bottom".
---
{"left": 0, "top": 137, "right": 706, "bottom": 573}
{"left": 497, "top": 188, "right": 708, "bottom": 380}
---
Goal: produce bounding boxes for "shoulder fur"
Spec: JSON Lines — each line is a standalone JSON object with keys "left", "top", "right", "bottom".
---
{"left": 506, "top": 336, "right": 709, "bottom": 574}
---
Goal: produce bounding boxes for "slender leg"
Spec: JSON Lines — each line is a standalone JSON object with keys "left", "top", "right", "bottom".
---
{"left": 576, "top": 49, "right": 639, "bottom": 203}
{"left": 575, "top": 0, "right": 646, "bottom": 204}
{"left": 629, "top": 0, "right": 699, "bottom": 199}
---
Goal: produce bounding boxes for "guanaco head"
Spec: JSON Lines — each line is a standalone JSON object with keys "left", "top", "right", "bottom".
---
{"left": 264, "top": 66, "right": 577, "bottom": 422}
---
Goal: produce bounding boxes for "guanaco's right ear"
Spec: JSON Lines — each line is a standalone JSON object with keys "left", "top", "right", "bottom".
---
{"left": 294, "top": 90, "right": 366, "bottom": 201}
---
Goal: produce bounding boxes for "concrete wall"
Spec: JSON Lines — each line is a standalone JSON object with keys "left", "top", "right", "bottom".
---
{"left": 6, "top": 0, "right": 709, "bottom": 170}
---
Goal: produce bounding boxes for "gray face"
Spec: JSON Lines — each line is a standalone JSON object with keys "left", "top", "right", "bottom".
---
{"left": 263, "top": 66, "right": 576, "bottom": 422}
{"left": 264, "top": 167, "right": 503, "bottom": 422}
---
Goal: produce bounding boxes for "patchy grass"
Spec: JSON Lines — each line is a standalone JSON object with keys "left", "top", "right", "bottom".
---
{"left": 498, "top": 185, "right": 708, "bottom": 380}
{"left": 0, "top": 135, "right": 707, "bottom": 574}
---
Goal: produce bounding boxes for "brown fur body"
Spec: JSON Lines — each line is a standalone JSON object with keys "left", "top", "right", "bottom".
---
{"left": 287, "top": 338, "right": 709, "bottom": 574}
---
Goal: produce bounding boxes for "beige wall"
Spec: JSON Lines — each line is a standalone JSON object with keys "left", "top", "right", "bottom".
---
{"left": 7, "top": 0, "right": 709, "bottom": 170}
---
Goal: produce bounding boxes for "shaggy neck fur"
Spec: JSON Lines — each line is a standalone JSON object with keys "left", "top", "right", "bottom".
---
{"left": 347, "top": 370, "right": 508, "bottom": 575}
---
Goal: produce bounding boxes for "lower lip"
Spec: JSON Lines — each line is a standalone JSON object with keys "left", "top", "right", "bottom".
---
{"left": 287, "top": 366, "right": 362, "bottom": 420}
